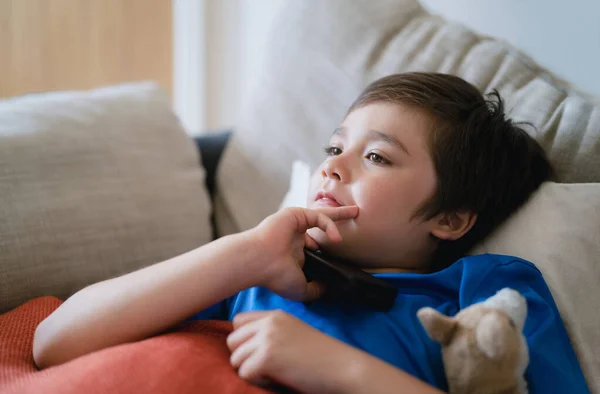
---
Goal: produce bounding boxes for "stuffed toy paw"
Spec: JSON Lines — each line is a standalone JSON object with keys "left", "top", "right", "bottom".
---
{"left": 418, "top": 288, "right": 529, "bottom": 394}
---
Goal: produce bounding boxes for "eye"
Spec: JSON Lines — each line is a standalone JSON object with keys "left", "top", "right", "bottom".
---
{"left": 366, "top": 152, "right": 390, "bottom": 165}
{"left": 324, "top": 146, "right": 342, "bottom": 156}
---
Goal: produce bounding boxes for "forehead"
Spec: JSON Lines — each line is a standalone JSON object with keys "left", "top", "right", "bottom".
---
{"left": 341, "top": 101, "right": 434, "bottom": 138}
{"left": 339, "top": 101, "right": 436, "bottom": 151}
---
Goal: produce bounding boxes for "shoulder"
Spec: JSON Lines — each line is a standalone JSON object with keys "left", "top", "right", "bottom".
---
{"left": 454, "top": 254, "right": 548, "bottom": 306}
{"left": 457, "top": 256, "right": 590, "bottom": 392}
{"left": 457, "top": 254, "right": 565, "bottom": 339}
{"left": 459, "top": 253, "right": 540, "bottom": 273}
{"left": 458, "top": 253, "right": 542, "bottom": 279}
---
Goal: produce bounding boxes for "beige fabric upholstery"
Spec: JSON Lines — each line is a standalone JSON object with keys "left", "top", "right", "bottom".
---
{"left": 213, "top": 190, "right": 241, "bottom": 238}
{"left": 0, "top": 82, "right": 212, "bottom": 313}
{"left": 218, "top": 0, "right": 600, "bottom": 232}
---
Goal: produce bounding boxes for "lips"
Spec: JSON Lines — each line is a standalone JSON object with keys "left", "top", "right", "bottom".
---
{"left": 315, "top": 191, "right": 343, "bottom": 207}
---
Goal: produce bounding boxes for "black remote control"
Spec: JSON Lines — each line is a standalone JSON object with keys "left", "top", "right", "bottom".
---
{"left": 302, "top": 248, "right": 398, "bottom": 311}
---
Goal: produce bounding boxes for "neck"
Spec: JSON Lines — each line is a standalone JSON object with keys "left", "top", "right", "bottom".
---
{"left": 361, "top": 252, "right": 435, "bottom": 274}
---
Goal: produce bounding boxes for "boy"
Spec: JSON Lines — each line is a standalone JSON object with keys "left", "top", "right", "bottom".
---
{"left": 33, "top": 73, "right": 589, "bottom": 393}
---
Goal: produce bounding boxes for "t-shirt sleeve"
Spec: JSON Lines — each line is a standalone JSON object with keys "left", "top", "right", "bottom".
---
{"left": 466, "top": 257, "right": 590, "bottom": 394}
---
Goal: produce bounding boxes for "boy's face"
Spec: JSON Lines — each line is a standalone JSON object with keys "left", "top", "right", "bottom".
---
{"left": 306, "top": 102, "right": 440, "bottom": 270}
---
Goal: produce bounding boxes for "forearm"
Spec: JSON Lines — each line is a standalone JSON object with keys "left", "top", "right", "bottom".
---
{"left": 332, "top": 347, "right": 444, "bottom": 394}
{"left": 34, "top": 230, "right": 262, "bottom": 368}
{"left": 299, "top": 338, "right": 444, "bottom": 394}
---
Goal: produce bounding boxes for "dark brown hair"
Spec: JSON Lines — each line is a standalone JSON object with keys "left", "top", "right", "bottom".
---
{"left": 349, "top": 72, "right": 553, "bottom": 270}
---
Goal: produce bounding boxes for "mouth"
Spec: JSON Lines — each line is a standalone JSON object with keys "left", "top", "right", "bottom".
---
{"left": 315, "top": 191, "right": 343, "bottom": 207}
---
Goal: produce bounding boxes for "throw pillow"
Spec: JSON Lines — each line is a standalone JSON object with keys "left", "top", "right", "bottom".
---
{"left": 0, "top": 82, "right": 213, "bottom": 313}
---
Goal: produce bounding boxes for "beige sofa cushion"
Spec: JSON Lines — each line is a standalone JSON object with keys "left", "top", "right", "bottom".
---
{"left": 217, "top": 0, "right": 600, "bottom": 233}
{"left": 0, "top": 82, "right": 212, "bottom": 313}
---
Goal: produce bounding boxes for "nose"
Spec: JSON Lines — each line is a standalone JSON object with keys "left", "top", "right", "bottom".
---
{"left": 321, "top": 155, "right": 350, "bottom": 183}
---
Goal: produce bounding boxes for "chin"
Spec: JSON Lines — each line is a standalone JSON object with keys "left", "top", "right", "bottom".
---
{"left": 307, "top": 227, "right": 345, "bottom": 252}
{"left": 307, "top": 228, "right": 370, "bottom": 266}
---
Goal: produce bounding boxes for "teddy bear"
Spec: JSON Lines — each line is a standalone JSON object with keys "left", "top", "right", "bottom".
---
{"left": 417, "top": 288, "right": 529, "bottom": 394}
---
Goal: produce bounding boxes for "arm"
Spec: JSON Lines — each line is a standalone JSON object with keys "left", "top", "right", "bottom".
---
{"left": 339, "top": 345, "right": 443, "bottom": 394}
{"left": 226, "top": 311, "right": 444, "bottom": 394}
{"left": 342, "top": 348, "right": 445, "bottom": 394}
{"left": 33, "top": 205, "right": 358, "bottom": 369}
{"left": 33, "top": 231, "right": 263, "bottom": 369}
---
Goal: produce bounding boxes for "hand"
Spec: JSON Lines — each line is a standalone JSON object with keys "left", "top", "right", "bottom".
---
{"left": 251, "top": 206, "right": 358, "bottom": 302}
{"left": 227, "top": 310, "right": 445, "bottom": 394}
{"left": 226, "top": 310, "right": 349, "bottom": 393}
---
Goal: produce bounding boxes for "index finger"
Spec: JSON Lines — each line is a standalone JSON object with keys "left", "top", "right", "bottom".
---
{"left": 289, "top": 208, "right": 349, "bottom": 242}
{"left": 312, "top": 205, "right": 359, "bottom": 221}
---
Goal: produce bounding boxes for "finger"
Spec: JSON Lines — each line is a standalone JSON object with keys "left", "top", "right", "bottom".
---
{"left": 313, "top": 205, "right": 359, "bottom": 221}
{"left": 303, "top": 281, "right": 326, "bottom": 302}
{"left": 319, "top": 213, "right": 343, "bottom": 243}
{"left": 292, "top": 209, "right": 342, "bottom": 242}
{"left": 237, "top": 349, "right": 269, "bottom": 383}
{"left": 230, "top": 336, "right": 258, "bottom": 369}
{"left": 226, "top": 323, "right": 257, "bottom": 352}
{"left": 304, "top": 232, "right": 319, "bottom": 250}
{"left": 232, "top": 311, "right": 272, "bottom": 329}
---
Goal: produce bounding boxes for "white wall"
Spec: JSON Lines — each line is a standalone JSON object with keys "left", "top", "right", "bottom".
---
{"left": 204, "top": 0, "right": 284, "bottom": 130}
{"left": 183, "top": 0, "right": 600, "bottom": 132}
{"left": 173, "top": 0, "right": 207, "bottom": 136}
{"left": 419, "top": 0, "right": 600, "bottom": 95}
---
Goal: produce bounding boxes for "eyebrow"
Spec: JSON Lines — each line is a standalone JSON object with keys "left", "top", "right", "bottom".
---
{"left": 333, "top": 127, "right": 410, "bottom": 155}
{"left": 333, "top": 127, "right": 346, "bottom": 136}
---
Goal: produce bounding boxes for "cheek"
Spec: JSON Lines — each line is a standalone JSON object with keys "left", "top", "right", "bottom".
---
{"left": 353, "top": 181, "right": 410, "bottom": 223}
{"left": 353, "top": 174, "right": 434, "bottom": 224}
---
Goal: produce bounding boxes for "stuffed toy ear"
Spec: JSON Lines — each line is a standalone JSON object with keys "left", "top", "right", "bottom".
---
{"left": 417, "top": 307, "right": 457, "bottom": 345}
{"left": 475, "top": 313, "right": 507, "bottom": 359}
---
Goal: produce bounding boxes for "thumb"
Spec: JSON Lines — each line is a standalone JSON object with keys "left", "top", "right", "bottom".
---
{"left": 303, "top": 281, "right": 326, "bottom": 302}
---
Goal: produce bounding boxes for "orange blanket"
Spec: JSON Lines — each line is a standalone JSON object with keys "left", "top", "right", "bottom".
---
{"left": 0, "top": 297, "right": 273, "bottom": 394}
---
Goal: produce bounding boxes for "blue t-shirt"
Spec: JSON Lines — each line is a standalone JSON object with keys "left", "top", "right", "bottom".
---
{"left": 190, "top": 254, "right": 589, "bottom": 393}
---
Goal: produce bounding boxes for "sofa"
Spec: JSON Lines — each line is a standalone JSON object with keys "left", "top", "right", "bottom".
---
{"left": 1, "top": 1, "right": 599, "bottom": 393}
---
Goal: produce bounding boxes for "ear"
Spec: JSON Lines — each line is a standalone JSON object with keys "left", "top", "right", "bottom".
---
{"left": 475, "top": 313, "right": 507, "bottom": 359}
{"left": 417, "top": 307, "right": 457, "bottom": 345}
{"left": 430, "top": 211, "right": 477, "bottom": 241}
